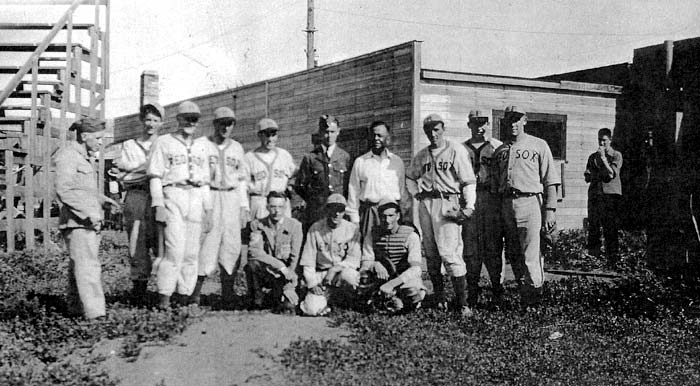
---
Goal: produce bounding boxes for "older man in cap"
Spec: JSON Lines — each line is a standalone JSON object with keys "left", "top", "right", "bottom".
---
{"left": 462, "top": 110, "right": 505, "bottom": 308}
{"left": 148, "top": 100, "right": 215, "bottom": 309}
{"left": 359, "top": 198, "right": 426, "bottom": 313}
{"left": 54, "top": 118, "right": 120, "bottom": 318}
{"left": 492, "top": 106, "right": 560, "bottom": 310}
{"left": 244, "top": 118, "right": 296, "bottom": 220}
{"left": 191, "top": 106, "right": 250, "bottom": 306}
{"left": 299, "top": 193, "right": 361, "bottom": 316}
{"left": 245, "top": 191, "right": 303, "bottom": 313}
{"left": 406, "top": 113, "right": 477, "bottom": 317}
{"left": 295, "top": 114, "right": 351, "bottom": 232}
{"left": 113, "top": 102, "right": 164, "bottom": 304}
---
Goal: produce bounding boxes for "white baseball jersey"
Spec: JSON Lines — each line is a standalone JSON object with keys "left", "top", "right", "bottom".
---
{"left": 493, "top": 133, "right": 560, "bottom": 194}
{"left": 115, "top": 138, "right": 153, "bottom": 185}
{"left": 209, "top": 137, "right": 250, "bottom": 209}
{"left": 244, "top": 147, "right": 296, "bottom": 196}
{"left": 407, "top": 140, "right": 477, "bottom": 194}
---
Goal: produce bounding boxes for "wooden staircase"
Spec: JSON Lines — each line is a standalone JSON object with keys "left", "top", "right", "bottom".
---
{"left": 0, "top": 0, "right": 110, "bottom": 251}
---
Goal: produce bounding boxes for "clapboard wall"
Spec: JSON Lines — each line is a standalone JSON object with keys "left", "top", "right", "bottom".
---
{"left": 417, "top": 70, "right": 621, "bottom": 230}
{"left": 114, "top": 41, "right": 420, "bottom": 164}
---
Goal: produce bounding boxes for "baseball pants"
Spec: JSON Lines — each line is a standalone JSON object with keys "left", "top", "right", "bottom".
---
{"left": 156, "top": 186, "right": 205, "bottom": 297}
{"left": 249, "top": 194, "right": 291, "bottom": 220}
{"left": 64, "top": 228, "right": 105, "bottom": 319}
{"left": 123, "top": 189, "right": 157, "bottom": 281}
{"left": 362, "top": 271, "right": 426, "bottom": 305}
{"left": 502, "top": 195, "right": 544, "bottom": 289}
{"left": 419, "top": 197, "right": 466, "bottom": 278}
{"left": 199, "top": 189, "right": 241, "bottom": 276}
{"left": 463, "top": 191, "right": 504, "bottom": 286}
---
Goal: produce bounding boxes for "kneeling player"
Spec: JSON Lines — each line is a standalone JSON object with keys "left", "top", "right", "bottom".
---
{"left": 359, "top": 199, "right": 426, "bottom": 313}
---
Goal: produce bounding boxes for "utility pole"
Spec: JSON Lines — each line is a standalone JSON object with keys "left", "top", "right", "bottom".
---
{"left": 305, "top": 0, "right": 317, "bottom": 69}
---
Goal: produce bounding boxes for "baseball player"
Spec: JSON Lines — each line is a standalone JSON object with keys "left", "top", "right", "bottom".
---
{"left": 245, "top": 191, "right": 303, "bottom": 313}
{"left": 54, "top": 118, "right": 120, "bottom": 318}
{"left": 191, "top": 107, "right": 250, "bottom": 307}
{"left": 113, "top": 102, "right": 164, "bottom": 304}
{"left": 359, "top": 198, "right": 426, "bottom": 313}
{"left": 406, "top": 114, "right": 477, "bottom": 317}
{"left": 294, "top": 114, "right": 351, "bottom": 231}
{"left": 461, "top": 110, "right": 505, "bottom": 308}
{"left": 584, "top": 127, "right": 623, "bottom": 262}
{"left": 148, "top": 101, "right": 215, "bottom": 309}
{"left": 244, "top": 118, "right": 296, "bottom": 220}
{"left": 299, "top": 194, "right": 361, "bottom": 316}
{"left": 492, "top": 106, "right": 560, "bottom": 310}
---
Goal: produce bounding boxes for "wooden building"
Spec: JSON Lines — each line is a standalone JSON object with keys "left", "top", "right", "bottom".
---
{"left": 114, "top": 41, "right": 622, "bottom": 230}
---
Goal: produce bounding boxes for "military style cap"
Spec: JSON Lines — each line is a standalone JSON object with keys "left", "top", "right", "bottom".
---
{"left": 377, "top": 198, "right": 400, "bottom": 212}
{"left": 213, "top": 107, "right": 236, "bottom": 122}
{"left": 319, "top": 114, "right": 339, "bottom": 131}
{"left": 256, "top": 118, "right": 279, "bottom": 132}
{"left": 176, "top": 101, "right": 201, "bottom": 117}
{"left": 423, "top": 113, "right": 444, "bottom": 128}
{"left": 326, "top": 193, "right": 347, "bottom": 207}
{"left": 504, "top": 105, "right": 526, "bottom": 118}
{"left": 468, "top": 110, "right": 489, "bottom": 123}
{"left": 69, "top": 117, "right": 105, "bottom": 133}
{"left": 141, "top": 102, "right": 165, "bottom": 119}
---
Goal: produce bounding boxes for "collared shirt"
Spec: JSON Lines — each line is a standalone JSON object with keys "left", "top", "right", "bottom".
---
{"left": 244, "top": 147, "right": 296, "bottom": 196}
{"left": 584, "top": 148, "right": 623, "bottom": 196}
{"left": 300, "top": 218, "right": 361, "bottom": 273}
{"left": 407, "top": 140, "right": 476, "bottom": 194}
{"left": 247, "top": 216, "right": 303, "bottom": 270}
{"left": 147, "top": 133, "right": 216, "bottom": 207}
{"left": 115, "top": 137, "right": 154, "bottom": 185}
{"left": 209, "top": 137, "right": 250, "bottom": 208}
{"left": 54, "top": 141, "right": 103, "bottom": 229}
{"left": 493, "top": 133, "right": 561, "bottom": 194}
{"left": 347, "top": 149, "right": 405, "bottom": 223}
{"left": 463, "top": 137, "right": 502, "bottom": 190}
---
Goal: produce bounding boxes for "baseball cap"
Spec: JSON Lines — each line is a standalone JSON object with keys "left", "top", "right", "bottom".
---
{"left": 326, "top": 193, "right": 347, "bottom": 207}
{"left": 213, "top": 107, "right": 236, "bottom": 123}
{"left": 468, "top": 110, "right": 489, "bottom": 123}
{"left": 423, "top": 113, "right": 444, "bottom": 128}
{"left": 256, "top": 118, "right": 279, "bottom": 132}
{"left": 69, "top": 117, "right": 105, "bottom": 133}
{"left": 377, "top": 198, "right": 400, "bottom": 212}
{"left": 141, "top": 102, "right": 165, "bottom": 119}
{"left": 177, "top": 101, "right": 201, "bottom": 117}
{"left": 504, "top": 105, "right": 526, "bottom": 118}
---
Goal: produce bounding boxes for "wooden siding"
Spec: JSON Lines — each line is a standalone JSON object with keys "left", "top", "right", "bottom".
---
{"left": 114, "top": 42, "right": 419, "bottom": 165}
{"left": 418, "top": 81, "right": 619, "bottom": 230}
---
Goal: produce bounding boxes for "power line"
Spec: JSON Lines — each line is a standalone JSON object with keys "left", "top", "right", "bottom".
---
{"left": 317, "top": 7, "right": 691, "bottom": 37}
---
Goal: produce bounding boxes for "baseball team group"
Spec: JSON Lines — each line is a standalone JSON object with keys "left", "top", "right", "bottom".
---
{"left": 55, "top": 99, "right": 622, "bottom": 319}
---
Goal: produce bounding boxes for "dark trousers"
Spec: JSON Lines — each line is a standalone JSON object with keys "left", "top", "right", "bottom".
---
{"left": 587, "top": 194, "right": 620, "bottom": 256}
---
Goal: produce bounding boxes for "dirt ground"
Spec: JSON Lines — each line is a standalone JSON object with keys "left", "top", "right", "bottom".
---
{"left": 98, "top": 311, "right": 348, "bottom": 386}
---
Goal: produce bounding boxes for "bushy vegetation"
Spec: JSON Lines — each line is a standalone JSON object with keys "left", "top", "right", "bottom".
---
{"left": 0, "top": 231, "right": 197, "bottom": 386}
{"left": 281, "top": 231, "right": 700, "bottom": 386}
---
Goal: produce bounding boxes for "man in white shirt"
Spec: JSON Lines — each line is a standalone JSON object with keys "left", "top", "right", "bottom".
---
{"left": 347, "top": 121, "right": 405, "bottom": 243}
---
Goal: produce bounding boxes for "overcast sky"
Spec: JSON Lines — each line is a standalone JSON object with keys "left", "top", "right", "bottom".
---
{"left": 3, "top": 0, "right": 700, "bottom": 118}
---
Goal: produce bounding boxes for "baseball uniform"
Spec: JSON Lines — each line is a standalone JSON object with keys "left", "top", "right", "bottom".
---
{"left": 493, "top": 132, "right": 560, "bottom": 299}
{"left": 115, "top": 137, "right": 157, "bottom": 283}
{"left": 54, "top": 141, "right": 105, "bottom": 319}
{"left": 199, "top": 137, "right": 249, "bottom": 277}
{"left": 148, "top": 133, "right": 215, "bottom": 297}
{"left": 244, "top": 147, "right": 296, "bottom": 220}
{"left": 462, "top": 137, "right": 505, "bottom": 305}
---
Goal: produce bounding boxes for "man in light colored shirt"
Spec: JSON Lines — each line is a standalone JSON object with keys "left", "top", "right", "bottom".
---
{"left": 113, "top": 102, "right": 164, "bottom": 304}
{"left": 299, "top": 194, "right": 361, "bottom": 316}
{"left": 359, "top": 198, "right": 426, "bottom": 313}
{"left": 347, "top": 121, "right": 405, "bottom": 243}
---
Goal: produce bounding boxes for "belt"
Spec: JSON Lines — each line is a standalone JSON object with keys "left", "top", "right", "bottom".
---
{"left": 124, "top": 183, "right": 149, "bottom": 191}
{"left": 503, "top": 189, "right": 538, "bottom": 198}
{"left": 165, "top": 182, "right": 204, "bottom": 190}
{"left": 360, "top": 200, "right": 379, "bottom": 208}
{"left": 211, "top": 186, "right": 237, "bottom": 191}
{"left": 416, "top": 190, "right": 460, "bottom": 200}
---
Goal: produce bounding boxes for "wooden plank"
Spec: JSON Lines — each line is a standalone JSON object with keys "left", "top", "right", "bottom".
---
{"left": 0, "top": 217, "right": 60, "bottom": 232}
{"left": 41, "top": 94, "right": 52, "bottom": 247}
{"left": 73, "top": 45, "right": 82, "bottom": 118}
{"left": 5, "top": 149, "right": 16, "bottom": 252}
{"left": 89, "top": 26, "right": 98, "bottom": 118}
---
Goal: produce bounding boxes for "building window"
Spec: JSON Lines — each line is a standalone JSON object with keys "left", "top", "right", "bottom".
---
{"left": 492, "top": 110, "right": 567, "bottom": 160}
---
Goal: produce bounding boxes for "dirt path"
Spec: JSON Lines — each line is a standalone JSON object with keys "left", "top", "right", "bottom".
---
{"left": 98, "top": 312, "right": 349, "bottom": 386}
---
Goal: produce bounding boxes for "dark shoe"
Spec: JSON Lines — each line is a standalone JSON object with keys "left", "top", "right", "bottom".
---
{"left": 130, "top": 280, "right": 148, "bottom": 306}
{"left": 158, "top": 294, "right": 171, "bottom": 310}
{"left": 189, "top": 276, "right": 206, "bottom": 305}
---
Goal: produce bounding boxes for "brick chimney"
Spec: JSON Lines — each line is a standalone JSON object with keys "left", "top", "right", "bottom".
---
{"left": 140, "top": 70, "right": 159, "bottom": 107}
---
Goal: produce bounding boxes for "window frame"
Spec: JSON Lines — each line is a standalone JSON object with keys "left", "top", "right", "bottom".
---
{"left": 492, "top": 110, "right": 568, "bottom": 161}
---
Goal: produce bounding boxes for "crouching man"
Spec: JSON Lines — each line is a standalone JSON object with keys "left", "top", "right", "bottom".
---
{"left": 245, "top": 191, "right": 303, "bottom": 313}
{"left": 299, "top": 194, "right": 361, "bottom": 316}
{"left": 359, "top": 198, "right": 426, "bottom": 313}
